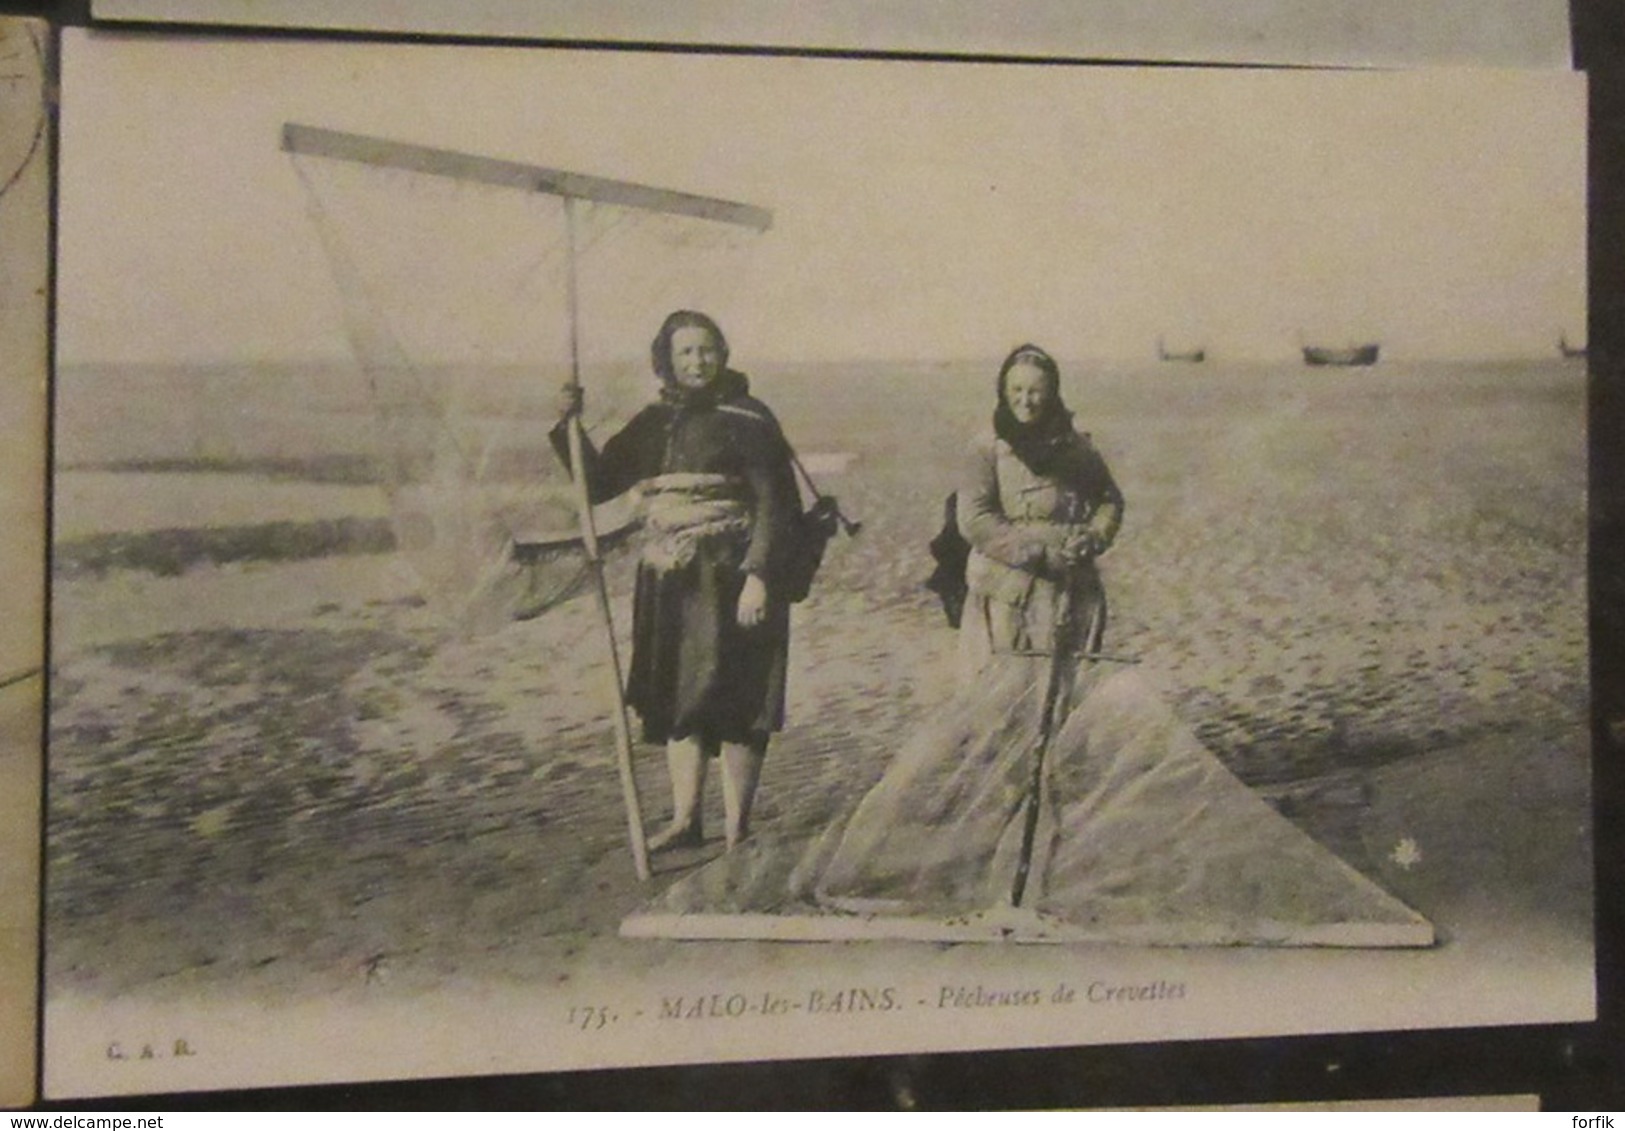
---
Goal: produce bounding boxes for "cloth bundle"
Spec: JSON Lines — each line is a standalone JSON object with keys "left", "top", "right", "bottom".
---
{"left": 638, "top": 472, "right": 750, "bottom": 571}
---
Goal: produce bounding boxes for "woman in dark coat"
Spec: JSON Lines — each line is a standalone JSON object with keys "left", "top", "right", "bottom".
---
{"left": 555, "top": 310, "right": 797, "bottom": 851}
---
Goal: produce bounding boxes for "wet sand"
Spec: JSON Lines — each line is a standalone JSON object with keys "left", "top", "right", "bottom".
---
{"left": 45, "top": 360, "right": 1589, "bottom": 1009}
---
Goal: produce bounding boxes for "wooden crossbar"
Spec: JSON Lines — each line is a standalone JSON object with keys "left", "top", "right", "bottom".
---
{"left": 282, "top": 122, "right": 773, "bottom": 232}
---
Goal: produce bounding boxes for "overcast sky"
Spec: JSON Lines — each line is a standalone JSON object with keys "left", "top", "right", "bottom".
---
{"left": 58, "top": 32, "right": 1585, "bottom": 366}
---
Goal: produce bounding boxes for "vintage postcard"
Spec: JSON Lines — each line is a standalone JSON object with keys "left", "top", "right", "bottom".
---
{"left": 86, "top": 0, "right": 1575, "bottom": 70}
{"left": 46, "top": 32, "right": 1589, "bottom": 1099}
{"left": 0, "top": 15, "right": 49, "bottom": 1111}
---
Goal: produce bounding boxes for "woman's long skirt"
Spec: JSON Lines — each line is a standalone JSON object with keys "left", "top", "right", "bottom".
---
{"left": 625, "top": 545, "right": 789, "bottom": 747}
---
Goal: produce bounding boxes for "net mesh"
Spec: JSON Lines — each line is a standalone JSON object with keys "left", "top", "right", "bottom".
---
{"left": 288, "top": 144, "right": 763, "bottom": 633}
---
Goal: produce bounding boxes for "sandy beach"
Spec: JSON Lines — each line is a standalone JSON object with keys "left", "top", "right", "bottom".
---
{"left": 42, "top": 357, "right": 1591, "bottom": 1090}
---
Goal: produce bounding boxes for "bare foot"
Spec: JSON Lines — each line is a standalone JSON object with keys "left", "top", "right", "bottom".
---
{"left": 647, "top": 822, "right": 703, "bottom": 852}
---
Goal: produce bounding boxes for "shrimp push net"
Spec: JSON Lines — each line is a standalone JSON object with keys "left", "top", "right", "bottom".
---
{"left": 284, "top": 124, "right": 768, "bottom": 634}
{"left": 286, "top": 129, "right": 1435, "bottom": 947}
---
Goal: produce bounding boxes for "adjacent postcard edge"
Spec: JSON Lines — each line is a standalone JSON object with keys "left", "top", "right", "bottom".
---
{"left": 0, "top": 14, "right": 49, "bottom": 1110}
{"left": 86, "top": 0, "right": 1575, "bottom": 71}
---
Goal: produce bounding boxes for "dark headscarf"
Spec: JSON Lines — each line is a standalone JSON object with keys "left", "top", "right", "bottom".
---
{"left": 993, "top": 344, "right": 1076, "bottom": 476}
{"left": 651, "top": 309, "right": 732, "bottom": 410}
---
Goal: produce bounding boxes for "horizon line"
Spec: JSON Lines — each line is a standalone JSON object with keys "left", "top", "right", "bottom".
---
{"left": 59, "top": 349, "right": 1587, "bottom": 372}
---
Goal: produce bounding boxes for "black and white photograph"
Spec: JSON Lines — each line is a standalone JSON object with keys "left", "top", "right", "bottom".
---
{"left": 44, "top": 31, "right": 1589, "bottom": 1098}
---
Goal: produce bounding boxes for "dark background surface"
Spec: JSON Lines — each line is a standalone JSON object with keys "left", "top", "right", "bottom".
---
{"left": 7, "top": 0, "right": 1621, "bottom": 1110}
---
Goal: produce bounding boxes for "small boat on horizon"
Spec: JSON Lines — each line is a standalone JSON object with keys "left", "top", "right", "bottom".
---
{"left": 1302, "top": 343, "right": 1379, "bottom": 367}
{"left": 1157, "top": 337, "right": 1206, "bottom": 363}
